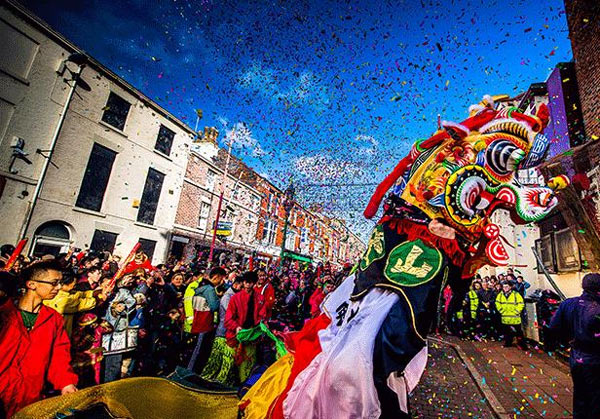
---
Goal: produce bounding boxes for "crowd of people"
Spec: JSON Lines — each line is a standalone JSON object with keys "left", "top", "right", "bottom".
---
{"left": 443, "top": 268, "right": 531, "bottom": 349}
{"left": 0, "top": 244, "right": 350, "bottom": 417}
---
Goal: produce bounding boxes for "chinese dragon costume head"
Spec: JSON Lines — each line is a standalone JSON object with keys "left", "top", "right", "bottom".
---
{"left": 362, "top": 94, "right": 567, "bottom": 278}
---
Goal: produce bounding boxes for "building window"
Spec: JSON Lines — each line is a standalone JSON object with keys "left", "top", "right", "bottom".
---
{"left": 263, "top": 219, "right": 276, "bottom": 245}
{"left": 251, "top": 195, "right": 260, "bottom": 211}
{"left": 536, "top": 229, "right": 581, "bottom": 274}
{"left": 268, "top": 194, "right": 278, "bottom": 214}
{"left": 138, "top": 238, "right": 157, "bottom": 260}
{"left": 206, "top": 169, "right": 217, "bottom": 191}
{"left": 301, "top": 228, "right": 308, "bottom": 243}
{"left": 75, "top": 143, "right": 117, "bottom": 212}
{"left": 231, "top": 186, "right": 239, "bottom": 201}
{"left": 101, "top": 92, "right": 131, "bottom": 131}
{"left": 155, "top": 124, "right": 175, "bottom": 156}
{"left": 0, "top": 20, "right": 38, "bottom": 80}
{"left": 285, "top": 230, "right": 296, "bottom": 251}
{"left": 554, "top": 228, "right": 581, "bottom": 271}
{"left": 517, "top": 168, "right": 541, "bottom": 185}
{"left": 536, "top": 235, "right": 556, "bottom": 273}
{"left": 198, "top": 202, "right": 211, "bottom": 232}
{"left": 137, "top": 168, "right": 165, "bottom": 225}
{"left": 90, "top": 230, "right": 118, "bottom": 253}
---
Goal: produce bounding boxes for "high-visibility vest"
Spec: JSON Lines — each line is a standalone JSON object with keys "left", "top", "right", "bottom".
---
{"left": 468, "top": 290, "right": 479, "bottom": 320}
{"left": 495, "top": 291, "right": 524, "bottom": 325}
{"left": 183, "top": 280, "right": 201, "bottom": 333}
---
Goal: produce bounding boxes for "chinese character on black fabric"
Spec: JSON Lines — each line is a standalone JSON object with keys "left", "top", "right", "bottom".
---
{"left": 335, "top": 302, "right": 349, "bottom": 326}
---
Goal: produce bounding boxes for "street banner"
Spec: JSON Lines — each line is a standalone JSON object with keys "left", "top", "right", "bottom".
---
{"left": 214, "top": 221, "right": 233, "bottom": 236}
{"left": 282, "top": 250, "right": 312, "bottom": 263}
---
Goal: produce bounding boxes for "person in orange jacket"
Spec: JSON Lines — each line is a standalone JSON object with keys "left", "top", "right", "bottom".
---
{"left": 0, "top": 259, "right": 78, "bottom": 417}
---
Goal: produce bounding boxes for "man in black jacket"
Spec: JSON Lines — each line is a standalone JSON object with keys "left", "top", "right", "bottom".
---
{"left": 548, "top": 274, "right": 600, "bottom": 419}
{"left": 477, "top": 280, "right": 499, "bottom": 339}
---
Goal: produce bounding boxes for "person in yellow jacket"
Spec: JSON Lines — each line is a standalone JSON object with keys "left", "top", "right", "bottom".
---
{"left": 44, "top": 274, "right": 108, "bottom": 336}
{"left": 182, "top": 270, "right": 204, "bottom": 365}
{"left": 495, "top": 281, "right": 527, "bottom": 349}
{"left": 465, "top": 282, "right": 481, "bottom": 320}
{"left": 183, "top": 272, "right": 202, "bottom": 334}
{"left": 463, "top": 281, "right": 481, "bottom": 337}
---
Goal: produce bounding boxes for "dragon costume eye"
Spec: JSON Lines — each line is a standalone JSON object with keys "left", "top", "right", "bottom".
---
{"left": 458, "top": 177, "right": 487, "bottom": 218}
{"left": 485, "top": 139, "right": 524, "bottom": 175}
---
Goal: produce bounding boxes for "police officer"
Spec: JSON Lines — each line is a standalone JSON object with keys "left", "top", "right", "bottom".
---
{"left": 495, "top": 280, "right": 527, "bottom": 349}
{"left": 548, "top": 273, "right": 600, "bottom": 419}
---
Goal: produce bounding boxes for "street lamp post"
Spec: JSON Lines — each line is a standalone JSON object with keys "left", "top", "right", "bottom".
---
{"left": 280, "top": 182, "right": 295, "bottom": 265}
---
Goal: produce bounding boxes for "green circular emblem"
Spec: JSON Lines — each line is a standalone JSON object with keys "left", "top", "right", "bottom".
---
{"left": 383, "top": 239, "right": 442, "bottom": 287}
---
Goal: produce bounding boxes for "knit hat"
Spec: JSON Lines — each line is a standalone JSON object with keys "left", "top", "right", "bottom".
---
{"left": 582, "top": 273, "right": 600, "bottom": 292}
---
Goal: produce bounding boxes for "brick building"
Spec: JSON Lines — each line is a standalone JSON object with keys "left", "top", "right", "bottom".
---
{"left": 478, "top": 59, "right": 593, "bottom": 296}
{"left": 0, "top": 1, "right": 365, "bottom": 267}
{"left": 170, "top": 133, "right": 263, "bottom": 263}
{"left": 516, "top": 0, "right": 600, "bottom": 296}
{"left": 171, "top": 135, "right": 366, "bottom": 267}
{"left": 564, "top": 0, "right": 600, "bottom": 139}
{"left": 253, "top": 178, "right": 366, "bottom": 268}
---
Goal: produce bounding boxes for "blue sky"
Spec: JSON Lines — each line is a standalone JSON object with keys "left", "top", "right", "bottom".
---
{"left": 23, "top": 0, "right": 572, "bottom": 238}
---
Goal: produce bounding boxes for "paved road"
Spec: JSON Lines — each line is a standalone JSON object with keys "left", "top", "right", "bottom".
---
{"left": 445, "top": 335, "right": 573, "bottom": 418}
{"left": 411, "top": 339, "right": 496, "bottom": 418}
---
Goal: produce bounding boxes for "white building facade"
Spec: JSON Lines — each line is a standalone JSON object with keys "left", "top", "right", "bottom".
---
{"left": 0, "top": 2, "right": 193, "bottom": 263}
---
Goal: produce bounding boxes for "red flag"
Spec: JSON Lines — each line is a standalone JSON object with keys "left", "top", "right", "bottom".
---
{"left": 2, "top": 239, "right": 28, "bottom": 272}
{"left": 109, "top": 242, "right": 141, "bottom": 288}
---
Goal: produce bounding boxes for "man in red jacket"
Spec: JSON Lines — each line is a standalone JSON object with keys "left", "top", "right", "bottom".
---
{"left": 224, "top": 271, "right": 264, "bottom": 382}
{"left": 309, "top": 276, "right": 334, "bottom": 318}
{"left": 224, "top": 271, "right": 262, "bottom": 347}
{"left": 255, "top": 268, "right": 275, "bottom": 320}
{"left": 0, "top": 259, "right": 78, "bottom": 417}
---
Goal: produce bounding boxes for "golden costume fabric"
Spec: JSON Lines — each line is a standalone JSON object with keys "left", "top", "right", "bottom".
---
{"left": 239, "top": 353, "right": 294, "bottom": 419}
{"left": 14, "top": 377, "right": 239, "bottom": 419}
